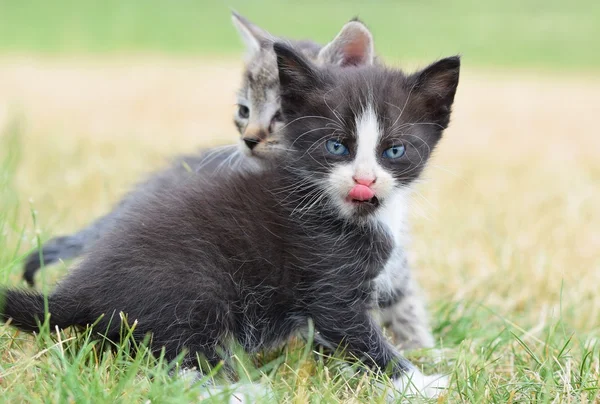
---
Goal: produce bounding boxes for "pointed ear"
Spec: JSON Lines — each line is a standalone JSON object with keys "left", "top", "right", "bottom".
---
{"left": 274, "top": 42, "right": 320, "bottom": 93}
{"left": 231, "top": 11, "right": 273, "bottom": 58}
{"left": 317, "top": 20, "right": 375, "bottom": 67}
{"left": 408, "top": 56, "right": 461, "bottom": 125}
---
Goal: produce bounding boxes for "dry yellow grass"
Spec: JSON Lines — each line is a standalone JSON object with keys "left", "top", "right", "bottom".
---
{"left": 1, "top": 56, "right": 599, "bottom": 401}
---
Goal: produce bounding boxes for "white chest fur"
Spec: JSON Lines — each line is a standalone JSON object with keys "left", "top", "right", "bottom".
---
{"left": 374, "top": 189, "right": 411, "bottom": 298}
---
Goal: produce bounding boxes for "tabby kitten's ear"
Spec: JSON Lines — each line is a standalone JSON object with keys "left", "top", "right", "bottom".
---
{"left": 274, "top": 43, "right": 322, "bottom": 110}
{"left": 408, "top": 56, "right": 461, "bottom": 127}
{"left": 231, "top": 11, "right": 273, "bottom": 58}
{"left": 317, "top": 19, "right": 375, "bottom": 67}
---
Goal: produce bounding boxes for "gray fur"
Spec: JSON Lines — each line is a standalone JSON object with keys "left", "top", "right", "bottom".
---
{"left": 377, "top": 259, "right": 435, "bottom": 350}
{"left": 23, "top": 146, "right": 247, "bottom": 284}
{"left": 23, "top": 15, "right": 434, "bottom": 351}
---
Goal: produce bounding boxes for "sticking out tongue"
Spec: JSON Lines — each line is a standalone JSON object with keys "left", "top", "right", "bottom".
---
{"left": 348, "top": 184, "right": 375, "bottom": 202}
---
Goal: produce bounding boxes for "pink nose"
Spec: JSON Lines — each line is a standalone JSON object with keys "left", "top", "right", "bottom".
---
{"left": 353, "top": 176, "right": 376, "bottom": 187}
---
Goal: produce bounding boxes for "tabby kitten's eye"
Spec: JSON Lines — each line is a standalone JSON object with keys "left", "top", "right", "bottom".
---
{"left": 325, "top": 139, "right": 349, "bottom": 156}
{"left": 237, "top": 104, "right": 250, "bottom": 119}
{"left": 269, "top": 110, "right": 284, "bottom": 132}
{"left": 271, "top": 110, "right": 283, "bottom": 123}
{"left": 382, "top": 145, "right": 406, "bottom": 159}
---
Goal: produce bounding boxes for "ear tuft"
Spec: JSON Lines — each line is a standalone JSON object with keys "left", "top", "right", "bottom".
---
{"left": 231, "top": 11, "right": 273, "bottom": 59}
{"left": 317, "top": 20, "right": 375, "bottom": 67}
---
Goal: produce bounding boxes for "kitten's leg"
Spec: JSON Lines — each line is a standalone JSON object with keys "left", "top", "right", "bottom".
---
{"left": 158, "top": 312, "right": 272, "bottom": 403}
{"left": 378, "top": 273, "right": 435, "bottom": 350}
{"left": 375, "top": 251, "right": 435, "bottom": 350}
{"left": 311, "top": 307, "right": 447, "bottom": 398}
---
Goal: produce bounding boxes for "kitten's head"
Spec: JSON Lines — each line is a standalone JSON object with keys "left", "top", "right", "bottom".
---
{"left": 274, "top": 43, "right": 460, "bottom": 222}
{"left": 231, "top": 12, "right": 375, "bottom": 159}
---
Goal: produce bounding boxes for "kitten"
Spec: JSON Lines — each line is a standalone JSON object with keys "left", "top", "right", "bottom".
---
{"left": 3, "top": 43, "right": 460, "bottom": 398}
{"left": 229, "top": 14, "right": 437, "bottom": 352}
{"left": 22, "top": 14, "right": 434, "bottom": 352}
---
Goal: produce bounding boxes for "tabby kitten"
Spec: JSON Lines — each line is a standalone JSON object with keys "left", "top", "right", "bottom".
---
{"left": 3, "top": 43, "right": 460, "bottom": 398}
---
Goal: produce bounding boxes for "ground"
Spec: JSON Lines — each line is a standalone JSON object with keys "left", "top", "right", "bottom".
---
{"left": 0, "top": 57, "right": 599, "bottom": 402}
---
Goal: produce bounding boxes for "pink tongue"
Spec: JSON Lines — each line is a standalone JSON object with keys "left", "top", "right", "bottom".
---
{"left": 348, "top": 184, "right": 375, "bottom": 201}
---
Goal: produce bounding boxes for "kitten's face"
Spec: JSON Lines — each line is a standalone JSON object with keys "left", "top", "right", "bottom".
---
{"left": 231, "top": 13, "right": 375, "bottom": 159}
{"left": 234, "top": 47, "right": 301, "bottom": 159}
{"left": 275, "top": 44, "right": 460, "bottom": 222}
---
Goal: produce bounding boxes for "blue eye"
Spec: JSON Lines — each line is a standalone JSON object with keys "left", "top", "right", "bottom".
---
{"left": 325, "top": 139, "right": 349, "bottom": 156}
{"left": 382, "top": 145, "right": 406, "bottom": 159}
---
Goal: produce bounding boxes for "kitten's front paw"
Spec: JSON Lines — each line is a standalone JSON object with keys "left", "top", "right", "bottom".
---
{"left": 391, "top": 370, "right": 448, "bottom": 399}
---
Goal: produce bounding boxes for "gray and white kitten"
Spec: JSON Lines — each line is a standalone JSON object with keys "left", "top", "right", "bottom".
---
{"left": 22, "top": 14, "right": 433, "bottom": 350}
{"left": 4, "top": 43, "right": 460, "bottom": 397}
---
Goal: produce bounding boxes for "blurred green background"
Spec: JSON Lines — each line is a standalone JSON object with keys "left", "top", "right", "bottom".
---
{"left": 1, "top": 0, "right": 599, "bottom": 70}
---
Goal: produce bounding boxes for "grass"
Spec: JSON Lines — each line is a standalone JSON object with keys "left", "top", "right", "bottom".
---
{"left": 0, "top": 0, "right": 599, "bottom": 71}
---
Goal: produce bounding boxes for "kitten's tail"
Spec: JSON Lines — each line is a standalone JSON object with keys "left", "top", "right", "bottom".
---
{"left": 0, "top": 288, "right": 80, "bottom": 332}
